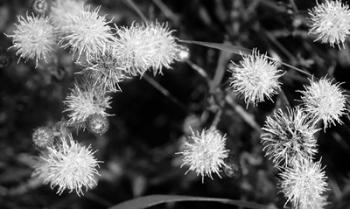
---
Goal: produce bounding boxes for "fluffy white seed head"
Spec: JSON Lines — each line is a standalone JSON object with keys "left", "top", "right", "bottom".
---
{"left": 33, "top": 132, "right": 100, "bottom": 196}
{"left": 63, "top": 82, "right": 112, "bottom": 128}
{"left": 309, "top": 0, "right": 350, "bottom": 48}
{"left": 83, "top": 48, "right": 130, "bottom": 92}
{"left": 178, "top": 128, "right": 229, "bottom": 182}
{"left": 114, "top": 22, "right": 180, "bottom": 76}
{"left": 261, "top": 107, "right": 319, "bottom": 168}
{"left": 55, "top": 3, "right": 114, "bottom": 60}
{"left": 280, "top": 160, "right": 328, "bottom": 209}
{"left": 229, "top": 49, "right": 283, "bottom": 106}
{"left": 300, "top": 77, "right": 348, "bottom": 130}
{"left": 50, "top": 0, "right": 86, "bottom": 30}
{"left": 8, "top": 14, "right": 56, "bottom": 67}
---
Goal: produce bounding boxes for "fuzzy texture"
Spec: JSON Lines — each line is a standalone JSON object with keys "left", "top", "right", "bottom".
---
{"left": 83, "top": 48, "right": 130, "bottom": 92}
{"left": 55, "top": 3, "right": 114, "bottom": 60}
{"left": 300, "top": 77, "right": 348, "bottom": 130}
{"left": 309, "top": 0, "right": 350, "bottom": 48}
{"left": 229, "top": 49, "right": 283, "bottom": 106}
{"left": 33, "top": 132, "right": 100, "bottom": 196}
{"left": 32, "top": 126, "right": 54, "bottom": 149}
{"left": 8, "top": 14, "right": 56, "bottom": 66}
{"left": 114, "top": 22, "right": 180, "bottom": 76}
{"left": 261, "top": 108, "right": 319, "bottom": 168}
{"left": 32, "top": 0, "right": 50, "bottom": 15}
{"left": 50, "top": 0, "right": 86, "bottom": 30}
{"left": 178, "top": 128, "right": 229, "bottom": 182}
{"left": 63, "top": 82, "right": 112, "bottom": 128}
{"left": 280, "top": 160, "right": 328, "bottom": 209}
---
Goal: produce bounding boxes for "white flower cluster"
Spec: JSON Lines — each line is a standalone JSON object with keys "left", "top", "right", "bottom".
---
{"left": 261, "top": 107, "right": 318, "bottom": 167}
{"left": 228, "top": 49, "right": 283, "bottom": 106}
{"left": 177, "top": 128, "right": 229, "bottom": 182}
{"left": 309, "top": 0, "right": 350, "bottom": 48}
{"left": 63, "top": 81, "right": 112, "bottom": 129}
{"left": 33, "top": 128, "right": 100, "bottom": 196}
{"left": 300, "top": 77, "right": 348, "bottom": 130}
{"left": 261, "top": 106, "right": 329, "bottom": 209}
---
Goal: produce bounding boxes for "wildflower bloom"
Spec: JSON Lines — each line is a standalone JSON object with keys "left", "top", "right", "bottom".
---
{"left": 229, "top": 49, "right": 283, "bottom": 106}
{"left": 83, "top": 48, "right": 130, "bottom": 92}
{"left": 33, "top": 132, "right": 100, "bottom": 196}
{"left": 261, "top": 108, "right": 319, "bottom": 167}
{"left": 114, "top": 22, "right": 180, "bottom": 76}
{"left": 280, "top": 160, "right": 328, "bottom": 209}
{"left": 7, "top": 14, "right": 56, "bottom": 66}
{"left": 50, "top": 0, "right": 85, "bottom": 30}
{"left": 177, "top": 128, "right": 229, "bottom": 182}
{"left": 299, "top": 77, "right": 348, "bottom": 130}
{"left": 63, "top": 82, "right": 112, "bottom": 128}
{"left": 53, "top": 1, "right": 114, "bottom": 60}
{"left": 309, "top": 0, "right": 350, "bottom": 48}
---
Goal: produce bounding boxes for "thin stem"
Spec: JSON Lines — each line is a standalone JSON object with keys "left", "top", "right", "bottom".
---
{"left": 152, "top": 0, "right": 180, "bottom": 24}
{"left": 124, "top": 0, "right": 148, "bottom": 22}
{"left": 186, "top": 60, "right": 209, "bottom": 79}
{"left": 225, "top": 95, "right": 262, "bottom": 133}
{"left": 143, "top": 74, "right": 188, "bottom": 112}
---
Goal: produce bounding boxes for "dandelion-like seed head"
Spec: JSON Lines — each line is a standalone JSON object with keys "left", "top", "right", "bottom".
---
{"left": 178, "top": 128, "right": 229, "bottom": 182}
{"left": 63, "top": 82, "right": 112, "bottom": 128}
{"left": 56, "top": 4, "right": 114, "bottom": 60}
{"left": 50, "top": 0, "right": 85, "bottom": 29}
{"left": 309, "top": 0, "right": 350, "bottom": 48}
{"left": 114, "top": 22, "right": 180, "bottom": 76}
{"left": 261, "top": 107, "right": 319, "bottom": 168}
{"left": 300, "top": 77, "right": 348, "bottom": 130}
{"left": 83, "top": 49, "right": 130, "bottom": 92}
{"left": 280, "top": 160, "right": 328, "bottom": 209}
{"left": 229, "top": 49, "right": 283, "bottom": 106}
{"left": 33, "top": 132, "right": 100, "bottom": 196}
{"left": 8, "top": 14, "right": 56, "bottom": 66}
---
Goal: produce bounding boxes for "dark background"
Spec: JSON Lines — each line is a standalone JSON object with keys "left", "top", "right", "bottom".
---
{"left": 1, "top": 0, "right": 350, "bottom": 208}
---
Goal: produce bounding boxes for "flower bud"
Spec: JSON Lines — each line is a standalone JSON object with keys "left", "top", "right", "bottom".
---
{"left": 33, "top": 0, "right": 50, "bottom": 16}
{"left": 175, "top": 45, "right": 190, "bottom": 62}
{"left": 32, "top": 126, "right": 54, "bottom": 149}
{"left": 87, "top": 114, "right": 109, "bottom": 135}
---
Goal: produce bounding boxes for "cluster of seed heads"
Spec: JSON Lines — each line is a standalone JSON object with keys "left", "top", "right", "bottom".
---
{"left": 6, "top": 0, "right": 350, "bottom": 207}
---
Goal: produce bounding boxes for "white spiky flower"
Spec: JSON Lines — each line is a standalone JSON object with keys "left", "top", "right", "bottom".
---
{"left": 261, "top": 107, "right": 319, "bottom": 168}
{"left": 82, "top": 48, "right": 130, "bottom": 92}
{"left": 229, "top": 49, "right": 284, "bottom": 106}
{"left": 56, "top": 3, "right": 114, "bottom": 60}
{"left": 309, "top": 0, "right": 350, "bottom": 48}
{"left": 7, "top": 14, "right": 56, "bottom": 66}
{"left": 177, "top": 128, "right": 229, "bottom": 182}
{"left": 300, "top": 77, "right": 348, "bottom": 130}
{"left": 114, "top": 22, "right": 180, "bottom": 76}
{"left": 280, "top": 159, "right": 328, "bottom": 209}
{"left": 51, "top": 0, "right": 85, "bottom": 30}
{"left": 63, "top": 82, "right": 112, "bottom": 128}
{"left": 33, "top": 132, "right": 100, "bottom": 196}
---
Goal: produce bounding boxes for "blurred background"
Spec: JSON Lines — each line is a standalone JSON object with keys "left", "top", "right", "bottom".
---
{"left": 1, "top": 0, "right": 350, "bottom": 208}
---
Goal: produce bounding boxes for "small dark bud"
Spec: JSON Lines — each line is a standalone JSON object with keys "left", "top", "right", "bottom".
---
{"left": 0, "top": 50, "right": 11, "bottom": 69}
